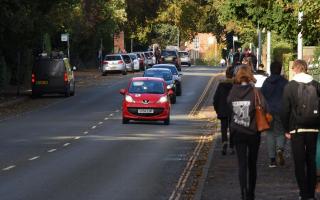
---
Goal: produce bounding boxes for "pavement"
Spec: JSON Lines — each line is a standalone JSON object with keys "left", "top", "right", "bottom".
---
{"left": 195, "top": 79, "right": 320, "bottom": 200}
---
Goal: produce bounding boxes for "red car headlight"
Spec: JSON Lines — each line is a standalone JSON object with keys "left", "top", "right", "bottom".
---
{"left": 157, "top": 96, "right": 168, "bottom": 103}
{"left": 125, "top": 95, "right": 135, "bottom": 103}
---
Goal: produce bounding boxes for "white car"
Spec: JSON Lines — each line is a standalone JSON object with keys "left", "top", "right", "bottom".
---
{"left": 129, "top": 53, "right": 140, "bottom": 71}
{"left": 101, "top": 54, "right": 127, "bottom": 75}
{"left": 178, "top": 51, "right": 191, "bottom": 66}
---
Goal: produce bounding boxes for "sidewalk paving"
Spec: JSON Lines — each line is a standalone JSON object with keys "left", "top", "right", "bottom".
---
{"left": 199, "top": 130, "right": 320, "bottom": 200}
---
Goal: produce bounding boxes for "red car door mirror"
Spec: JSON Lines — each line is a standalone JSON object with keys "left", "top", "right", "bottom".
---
{"left": 119, "top": 89, "right": 126, "bottom": 95}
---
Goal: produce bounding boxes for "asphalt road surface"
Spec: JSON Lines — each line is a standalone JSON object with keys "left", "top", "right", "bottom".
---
{"left": 0, "top": 66, "right": 222, "bottom": 200}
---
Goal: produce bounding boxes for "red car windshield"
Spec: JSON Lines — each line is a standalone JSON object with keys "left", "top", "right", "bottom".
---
{"left": 129, "top": 80, "right": 164, "bottom": 94}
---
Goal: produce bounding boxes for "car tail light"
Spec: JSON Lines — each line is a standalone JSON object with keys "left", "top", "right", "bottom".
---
{"left": 118, "top": 60, "right": 124, "bottom": 64}
{"left": 64, "top": 72, "right": 68, "bottom": 82}
{"left": 102, "top": 61, "right": 108, "bottom": 65}
{"left": 31, "top": 73, "right": 35, "bottom": 84}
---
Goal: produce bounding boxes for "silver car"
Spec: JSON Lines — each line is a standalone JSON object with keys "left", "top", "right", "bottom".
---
{"left": 102, "top": 54, "right": 127, "bottom": 75}
{"left": 178, "top": 51, "right": 191, "bottom": 66}
{"left": 121, "top": 54, "right": 134, "bottom": 72}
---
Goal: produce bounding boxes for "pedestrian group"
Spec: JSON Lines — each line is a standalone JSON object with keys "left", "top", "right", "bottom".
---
{"left": 213, "top": 59, "right": 320, "bottom": 200}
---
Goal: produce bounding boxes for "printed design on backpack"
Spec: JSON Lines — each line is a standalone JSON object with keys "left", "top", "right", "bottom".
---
{"left": 232, "top": 101, "right": 251, "bottom": 127}
{"left": 295, "top": 82, "right": 320, "bottom": 128}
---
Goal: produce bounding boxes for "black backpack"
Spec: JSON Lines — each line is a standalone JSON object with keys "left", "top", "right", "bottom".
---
{"left": 295, "top": 81, "right": 320, "bottom": 129}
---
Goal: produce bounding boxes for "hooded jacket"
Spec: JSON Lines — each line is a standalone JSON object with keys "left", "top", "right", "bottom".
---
{"left": 227, "top": 84, "right": 267, "bottom": 135}
{"left": 261, "top": 75, "right": 288, "bottom": 114}
{"left": 281, "top": 73, "right": 320, "bottom": 133}
{"left": 213, "top": 79, "right": 233, "bottom": 119}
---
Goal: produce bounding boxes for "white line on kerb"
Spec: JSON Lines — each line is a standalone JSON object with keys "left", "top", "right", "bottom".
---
{"left": 74, "top": 137, "right": 80, "bottom": 140}
{"left": 109, "top": 113, "right": 114, "bottom": 117}
{"left": 29, "top": 156, "right": 40, "bottom": 161}
{"left": 83, "top": 131, "right": 89, "bottom": 135}
{"left": 48, "top": 149, "right": 57, "bottom": 153}
{"left": 98, "top": 122, "right": 103, "bottom": 125}
{"left": 2, "top": 165, "right": 15, "bottom": 171}
{"left": 91, "top": 126, "right": 96, "bottom": 129}
{"left": 115, "top": 110, "right": 120, "bottom": 113}
{"left": 63, "top": 143, "right": 71, "bottom": 147}
{"left": 104, "top": 117, "right": 109, "bottom": 120}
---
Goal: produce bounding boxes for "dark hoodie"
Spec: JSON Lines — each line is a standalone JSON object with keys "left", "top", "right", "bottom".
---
{"left": 227, "top": 84, "right": 267, "bottom": 135}
{"left": 261, "top": 75, "right": 288, "bottom": 114}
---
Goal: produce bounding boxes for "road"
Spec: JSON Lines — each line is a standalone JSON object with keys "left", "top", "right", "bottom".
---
{"left": 0, "top": 66, "right": 222, "bottom": 200}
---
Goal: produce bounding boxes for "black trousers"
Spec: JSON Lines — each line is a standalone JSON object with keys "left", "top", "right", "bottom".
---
{"left": 291, "top": 132, "right": 318, "bottom": 199}
{"left": 234, "top": 132, "right": 261, "bottom": 200}
{"left": 220, "top": 117, "right": 234, "bottom": 148}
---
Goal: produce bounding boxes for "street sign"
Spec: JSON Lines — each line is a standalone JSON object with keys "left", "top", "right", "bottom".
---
{"left": 233, "top": 36, "right": 238, "bottom": 41}
{"left": 61, "top": 34, "right": 69, "bottom": 42}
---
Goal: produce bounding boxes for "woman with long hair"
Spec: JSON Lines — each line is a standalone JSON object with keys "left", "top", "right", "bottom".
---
{"left": 227, "top": 65, "right": 267, "bottom": 200}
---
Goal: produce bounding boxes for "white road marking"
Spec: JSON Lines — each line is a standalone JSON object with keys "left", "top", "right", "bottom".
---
{"left": 91, "top": 126, "right": 96, "bottom": 129}
{"left": 48, "top": 149, "right": 57, "bottom": 153}
{"left": 83, "top": 131, "right": 89, "bottom": 135}
{"left": 104, "top": 117, "right": 109, "bottom": 120}
{"left": 74, "top": 137, "right": 80, "bottom": 140}
{"left": 63, "top": 143, "right": 71, "bottom": 147}
{"left": 98, "top": 122, "right": 103, "bottom": 125}
{"left": 109, "top": 113, "right": 114, "bottom": 117}
{"left": 2, "top": 165, "right": 16, "bottom": 171}
{"left": 29, "top": 156, "right": 40, "bottom": 161}
{"left": 115, "top": 110, "right": 120, "bottom": 113}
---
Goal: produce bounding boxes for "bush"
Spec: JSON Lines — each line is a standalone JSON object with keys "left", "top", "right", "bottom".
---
{"left": 0, "top": 56, "right": 9, "bottom": 87}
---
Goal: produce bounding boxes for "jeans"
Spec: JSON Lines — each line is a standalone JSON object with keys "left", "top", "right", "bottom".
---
{"left": 291, "top": 132, "right": 318, "bottom": 199}
{"left": 234, "top": 131, "right": 261, "bottom": 200}
{"left": 220, "top": 117, "right": 234, "bottom": 148}
{"left": 265, "top": 115, "right": 285, "bottom": 159}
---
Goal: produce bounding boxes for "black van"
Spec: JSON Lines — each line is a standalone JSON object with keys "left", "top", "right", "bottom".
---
{"left": 31, "top": 56, "right": 75, "bottom": 98}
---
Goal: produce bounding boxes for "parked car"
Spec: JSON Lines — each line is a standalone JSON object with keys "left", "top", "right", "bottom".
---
{"left": 143, "top": 68, "right": 176, "bottom": 104}
{"left": 129, "top": 53, "right": 140, "bottom": 71}
{"left": 149, "top": 51, "right": 156, "bottom": 65}
{"left": 101, "top": 54, "right": 127, "bottom": 75}
{"left": 143, "top": 52, "right": 153, "bottom": 69}
{"left": 160, "top": 50, "right": 181, "bottom": 71}
{"left": 120, "top": 77, "right": 173, "bottom": 125}
{"left": 121, "top": 54, "right": 134, "bottom": 72}
{"left": 134, "top": 52, "right": 146, "bottom": 71}
{"left": 178, "top": 51, "right": 191, "bottom": 67}
{"left": 31, "top": 54, "right": 76, "bottom": 98}
{"left": 152, "top": 64, "right": 182, "bottom": 96}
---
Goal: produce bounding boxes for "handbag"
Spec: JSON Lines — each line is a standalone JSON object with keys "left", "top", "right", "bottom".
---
{"left": 254, "top": 88, "right": 272, "bottom": 132}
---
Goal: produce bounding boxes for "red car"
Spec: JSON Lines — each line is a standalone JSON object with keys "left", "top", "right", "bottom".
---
{"left": 120, "top": 77, "right": 173, "bottom": 125}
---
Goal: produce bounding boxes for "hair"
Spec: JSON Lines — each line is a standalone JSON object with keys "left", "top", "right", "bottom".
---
{"left": 270, "top": 61, "right": 282, "bottom": 75}
{"left": 242, "top": 57, "right": 253, "bottom": 70}
{"left": 225, "top": 66, "right": 233, "bottom": 79}
{"left": 292, "top": 59, "right": 308, "bottom": 73}
{"left": 234, "top": 65, "right": 256, "bottom": 84}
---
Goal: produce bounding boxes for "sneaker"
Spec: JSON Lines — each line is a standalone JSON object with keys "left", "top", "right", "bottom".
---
{"left": 269, "top": 158, "right": 276, "bottom": 168}
{"left": 276, "top": 150, "right": 285, "bottom": 166}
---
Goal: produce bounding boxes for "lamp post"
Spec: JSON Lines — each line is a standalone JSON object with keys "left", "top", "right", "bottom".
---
{"left": 297, "top": 0, "right": 303, "bottom": 59}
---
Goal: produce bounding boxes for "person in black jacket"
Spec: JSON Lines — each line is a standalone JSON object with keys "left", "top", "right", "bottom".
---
{"left": 281, "top": 59, "right": 320, "bottom": 200}
{"left": 227, "top": 65, "right": 267, "bottom": 200}
{"left": 261, "top": 61, "right": 288, "bottom": 167}
{"left": 213, "top": 66, "right": 234, "bottom": 155}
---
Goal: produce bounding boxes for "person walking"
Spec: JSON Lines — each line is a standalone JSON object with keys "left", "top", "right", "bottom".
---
{"left": 261, "top": 61, "right": 288, "bottom": 168}
{"left": 281, "top": 59, "right": 320, "bottom": 200}
{"left": 227, "top": 65, "right": 266, "bottom": 200}
{"left": 213, "top": 66, "right": 234, "bottom": 155}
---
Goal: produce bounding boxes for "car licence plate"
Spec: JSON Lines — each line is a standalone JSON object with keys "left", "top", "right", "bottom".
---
{"left": 35, "top": 80, "right": 48, "bottom": 85}
{"left": 138, "top": 109, "right": 154, "bottom": 114}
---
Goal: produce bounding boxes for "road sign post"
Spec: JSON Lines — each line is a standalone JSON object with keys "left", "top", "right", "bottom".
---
{"left": 61, "top": 33, "right": 70, "bottom": 58}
